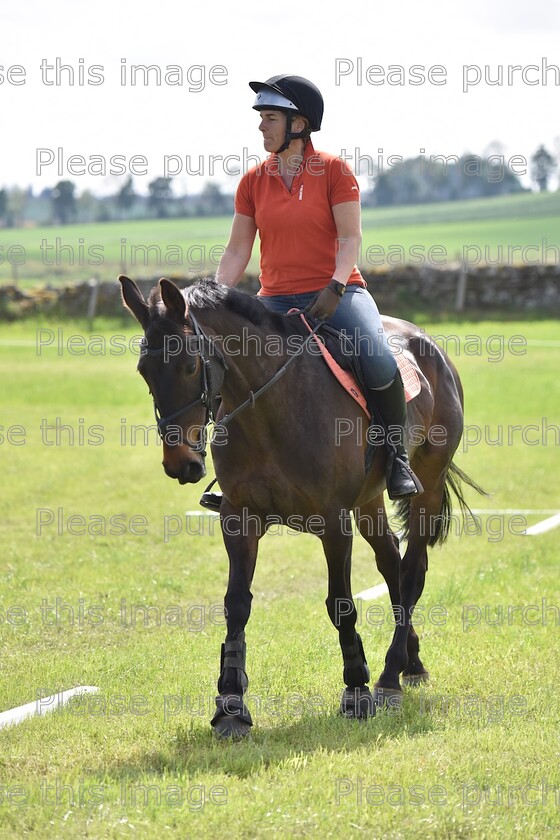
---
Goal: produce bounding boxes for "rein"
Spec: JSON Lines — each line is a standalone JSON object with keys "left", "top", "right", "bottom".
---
{"left": 142, "top": 308, "right": 322, "bottom": 453}
{"left": 214, "top": 311, "right": 323, "bottom": 432}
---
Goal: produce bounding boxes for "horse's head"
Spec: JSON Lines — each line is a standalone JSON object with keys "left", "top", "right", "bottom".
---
{"left": 119, "top": 275, "right": 225, "bottom": 484}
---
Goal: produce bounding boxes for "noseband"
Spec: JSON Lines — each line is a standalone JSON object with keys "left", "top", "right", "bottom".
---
{"left": 141, "top": 313, "right": 227, "bottom": 456}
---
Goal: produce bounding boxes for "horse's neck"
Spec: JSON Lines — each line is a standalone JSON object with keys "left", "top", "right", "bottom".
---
{"left": 196, "top": 307, "right": 300, "bottom": 407}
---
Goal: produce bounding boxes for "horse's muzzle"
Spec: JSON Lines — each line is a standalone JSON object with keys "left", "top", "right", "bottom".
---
{"left": 162, "top": 445, "right": 206, "bottom": 484}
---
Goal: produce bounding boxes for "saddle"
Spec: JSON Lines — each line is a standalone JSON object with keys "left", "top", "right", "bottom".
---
{"left": 299, "top": 314, "right": 421, "bottom": 472}
{"left": 299, "top": 314, "right": 421, "bottom": 411}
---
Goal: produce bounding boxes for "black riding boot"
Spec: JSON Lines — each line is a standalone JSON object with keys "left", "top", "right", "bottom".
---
{"left": 371, "top": 371, "right": 424, "bottom": 500}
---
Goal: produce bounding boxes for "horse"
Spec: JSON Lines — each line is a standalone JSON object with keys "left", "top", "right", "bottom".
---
{"left": 120, "top": 274, "right": 484, "bottom": 738}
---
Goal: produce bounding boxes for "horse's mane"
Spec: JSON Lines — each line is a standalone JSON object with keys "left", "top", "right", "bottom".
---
{"left": 148, "top": 277, "right": 308, "bottom": 337}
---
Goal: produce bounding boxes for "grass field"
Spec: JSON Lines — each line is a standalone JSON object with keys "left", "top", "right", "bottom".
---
{"left": 1, "top": 190, "right": 560, "bottom": 285}
{"left": 0, "top": 312, "right": 559, "bottom": 838}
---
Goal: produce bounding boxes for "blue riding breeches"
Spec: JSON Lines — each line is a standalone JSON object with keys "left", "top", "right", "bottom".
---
{"left": 258, "top": 285, "right": 397, "bottom": 389}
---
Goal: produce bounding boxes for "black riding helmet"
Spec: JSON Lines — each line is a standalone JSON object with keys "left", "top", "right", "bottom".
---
{"left": 249, "top": 74, "right": 324, "bottom": 153}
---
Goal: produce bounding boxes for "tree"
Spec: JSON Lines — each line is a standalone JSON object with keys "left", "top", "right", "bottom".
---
{"left": 531, "top": 146, "right": 557, "bottom": 192}
{"left": 195, "top": 182, "right": 232, "bottom": 216}
{"left": 52, "top": 180, "right": 77, "bottom": 224}
{"left": 116, "top": 176, "right": 137, "bottom": 216}
{"left": 77, "top": 189, "right": 98, "bottom": 223}
{"left": 6, "top": 187, "right": 28, "bottom": 227}
{"left": 0, "top": 189, "right": 7, "bottom": 224}
{"left": 371, "top": 152, "right": 525, "bottom": 206}
{"left": 148, "top": 177, "right": 173, "bottom": 218}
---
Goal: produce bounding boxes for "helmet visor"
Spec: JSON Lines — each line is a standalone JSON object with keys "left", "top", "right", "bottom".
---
{"left": 252, "top": 89, "right": 299, "bottom": 112}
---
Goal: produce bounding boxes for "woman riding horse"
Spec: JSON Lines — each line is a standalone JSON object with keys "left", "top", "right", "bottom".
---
{"left": 201, "top": 73, "right": 423, "bottom": 508}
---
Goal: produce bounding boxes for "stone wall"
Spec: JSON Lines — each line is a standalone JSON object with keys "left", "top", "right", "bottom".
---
{"left": 1, "top": 265, "right": 559, "bottom": 320}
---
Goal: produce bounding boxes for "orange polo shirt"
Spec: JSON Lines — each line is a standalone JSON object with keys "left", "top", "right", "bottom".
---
{"left": 235, "top": 140, "right": 366, "bottom": 296}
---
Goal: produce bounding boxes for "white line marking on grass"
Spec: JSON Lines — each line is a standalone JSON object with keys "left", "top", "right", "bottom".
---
{"left": 354, "top": 509, "right": 560, "bottom": 599}
{"left": 523, "top": 513, "right": 560, "bottom": 536}
{"left": 187, "top": 509, "right": 559, "bottom": 518}
{"left": 355, "top": 583, "right": 389, "bottom": 601}
{"left": 470, "top": 509, "right": 559, "bottom": 515}
{"left": 0, "top": 686, "right": 99, "bottom": 730}
{"left": 184, "top": 510, "right": 220, "bottom": 518}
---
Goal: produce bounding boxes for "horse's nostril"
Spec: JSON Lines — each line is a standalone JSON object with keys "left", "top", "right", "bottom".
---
{"left": 187, "top": 461, "right": 205, "bottom": 482}
{"left": 163, "top": 457, "right": 205, "bottom": 484}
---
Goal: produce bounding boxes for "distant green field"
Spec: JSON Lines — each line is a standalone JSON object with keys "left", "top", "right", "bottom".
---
{"left": 0, "top": 316, "right": 559, "bottom": 837}
{"left": 1, "top": 190, "right": 559, "bottom": 285}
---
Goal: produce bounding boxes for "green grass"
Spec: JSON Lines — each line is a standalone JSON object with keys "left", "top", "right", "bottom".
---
{"left": 361, "top": 190, "right": 560, "bottom": 226}
{"left": 1, "top": 190, "right": 559, "bottom": 284}
{"left": 0, "top": 318, "right": 559, "bottom": 837}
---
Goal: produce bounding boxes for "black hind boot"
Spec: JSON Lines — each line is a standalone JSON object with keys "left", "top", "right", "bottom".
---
{"left": 371, "top": 371, "right": 424, "bottom": 500}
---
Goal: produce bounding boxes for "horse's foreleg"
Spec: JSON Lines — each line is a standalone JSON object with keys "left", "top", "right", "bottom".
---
{"left": 322, "top": 517, "right": 374, "bottom": 718}
{"left": 211, "top": 501, "right": 261, "bottom": 739}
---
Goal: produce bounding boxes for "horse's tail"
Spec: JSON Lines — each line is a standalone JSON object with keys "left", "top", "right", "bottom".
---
{"left": 394, "top": 461, "right": 489, "bottom": 547}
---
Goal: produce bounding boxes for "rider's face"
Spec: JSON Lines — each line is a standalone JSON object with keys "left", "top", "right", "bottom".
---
{"left": 258, "top": 110, "right": 287, "bottom": 152}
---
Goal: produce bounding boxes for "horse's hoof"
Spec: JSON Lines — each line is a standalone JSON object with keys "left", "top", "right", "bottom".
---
{"left": 402, "top": 671, "right": 430, "bottom": 687}
{"left": 340, "top": 686, "right": 375, "bottom": 719}
{"left": 211, "top": 716, "right": 252, "bottom": 740}
{"left": 210, "top": 694, "right": 253, "bottom": 739}
{"left": 373, "top": 685, "right": 403, "bottom": 712}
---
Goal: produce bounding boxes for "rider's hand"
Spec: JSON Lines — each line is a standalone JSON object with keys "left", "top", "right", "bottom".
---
{"left": 306, "top": 281, "right": 345, "bottom": 321}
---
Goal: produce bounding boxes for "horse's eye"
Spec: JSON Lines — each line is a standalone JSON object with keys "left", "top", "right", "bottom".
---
{"left": 182, "top": 357, "right": 197, "bottom": 376}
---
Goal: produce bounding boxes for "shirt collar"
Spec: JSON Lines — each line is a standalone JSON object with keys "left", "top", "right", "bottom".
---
{"left": 264, "top": 139, "right": 316, "bottom": 174}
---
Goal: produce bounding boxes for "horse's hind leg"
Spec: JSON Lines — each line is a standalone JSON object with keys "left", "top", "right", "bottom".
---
{"left": 322, "top": 517, "right": 374, "bottom": 718}
{"left": 355, "top": 498, "right": 428, "bottom": 697}
{"left": 374, "top": 478, "right": 446, "bottom": 703}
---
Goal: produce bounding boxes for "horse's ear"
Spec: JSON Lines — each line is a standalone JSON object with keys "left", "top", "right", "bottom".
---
{"left": 159, "top": 278, "right": 186, "bottom": 322}
{"left": 119, "top": 275, "right": 150, "bottom": 330}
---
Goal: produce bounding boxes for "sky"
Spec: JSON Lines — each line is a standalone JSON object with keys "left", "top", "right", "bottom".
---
{"left": 2, "top": 0, "right": 560, "bottom": 195}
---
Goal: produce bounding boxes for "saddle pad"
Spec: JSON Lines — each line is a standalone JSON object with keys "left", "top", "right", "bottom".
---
{"left": 298, "top": 314, "right": 421, "bottom": 414}
{"left": 397, "top": 351, "right": 422, "bottom": 401}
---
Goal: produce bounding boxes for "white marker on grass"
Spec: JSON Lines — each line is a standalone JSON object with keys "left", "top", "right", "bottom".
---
{"left": 524, "top": 513, "right": 560, "bottom": 536}
{"left": 0, "top": 686, "right": 99, "bottom": 730}
{"left": 355, "top": 583, "right": 389, "bottom": 601}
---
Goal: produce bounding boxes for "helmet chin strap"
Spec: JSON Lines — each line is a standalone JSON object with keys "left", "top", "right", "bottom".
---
{"left": 275, "top": 113, "right": 307, "bottom": 153}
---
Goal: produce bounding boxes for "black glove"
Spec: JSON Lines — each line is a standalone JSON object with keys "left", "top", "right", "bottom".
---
{"left": 306, "top": 280, "right": 345, "bottom": 320}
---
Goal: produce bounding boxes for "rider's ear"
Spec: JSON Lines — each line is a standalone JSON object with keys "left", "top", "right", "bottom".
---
{"left": 160, "top": 278, "right": 187, "bottom": 322}
{"left": 119, "top": 275, "right": 150, "bottom": 330}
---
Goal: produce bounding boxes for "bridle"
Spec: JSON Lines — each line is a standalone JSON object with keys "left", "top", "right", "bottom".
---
{"left": 141, "top": 313, "right": 227, "bottom": 456}
{"left": 141, "top": 309, "right": 323, "bottom": 456}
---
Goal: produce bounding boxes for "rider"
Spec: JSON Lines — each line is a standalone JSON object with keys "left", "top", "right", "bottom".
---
{"left": 201, "top": 74, "right": 423, "bottom": 507}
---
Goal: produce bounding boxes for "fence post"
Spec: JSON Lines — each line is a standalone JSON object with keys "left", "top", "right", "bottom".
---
{"left": 87, "top": 277, "right": 99, "bottom": 329}
{"left": 455, "top": 267, "right": 467, "bottom": 312}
